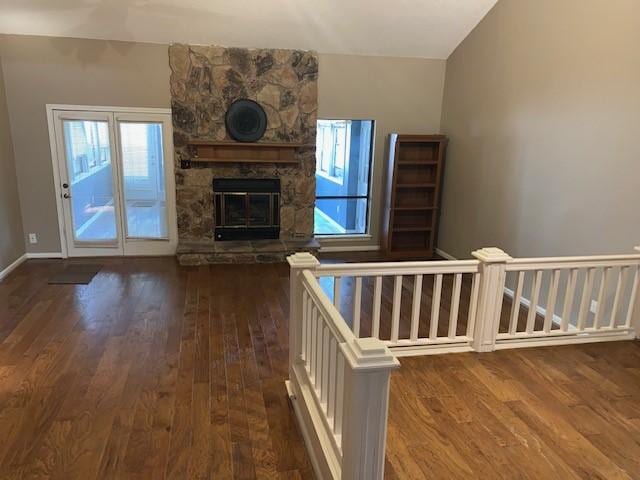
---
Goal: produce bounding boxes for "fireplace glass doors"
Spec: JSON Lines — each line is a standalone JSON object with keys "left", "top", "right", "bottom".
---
{"left": 213, "top": 179, "right": 280, "bottom": 241}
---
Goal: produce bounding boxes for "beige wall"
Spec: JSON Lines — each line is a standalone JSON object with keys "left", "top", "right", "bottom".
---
{"left": 0, "top": 56, "right": 24, "bottom": 270}
{"left": 318, "top": 54, "right": 446, "bottom": 247}
{"left": 0, "top": 35, "right": 171, "bottom": 254}
{"left": 439, "top": 0, "right": 640, "bottom": 259}
{"left": 0, "top": 37, "right": 446, "bottom": 254}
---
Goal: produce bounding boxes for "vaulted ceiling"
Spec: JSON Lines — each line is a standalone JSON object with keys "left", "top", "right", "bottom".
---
{"left": 0, "top": 0, "right": 497, "bottom": 59}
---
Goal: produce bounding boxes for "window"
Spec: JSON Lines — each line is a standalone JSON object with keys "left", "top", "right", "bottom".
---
{"left": 63, "top": 120, "right": 111, "bottom": 183}
{"left": 314, "top": 119, "right": 374, "bottom": 236}
{"left": 316, "top": 120, "right": 349, "bottom": 183}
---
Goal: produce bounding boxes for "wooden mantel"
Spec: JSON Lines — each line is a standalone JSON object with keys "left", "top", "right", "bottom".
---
{"left": 187, "top": 140, "right": 312, "bottom": 164}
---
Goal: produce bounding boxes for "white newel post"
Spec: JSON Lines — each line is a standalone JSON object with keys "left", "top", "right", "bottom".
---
{"left": 340, "top": 337, "right": 400, "bottom": 480}
{"left": 471, "top": 247, "right": 513, "bottom": 352}
{"left": 287, "top": 253, "right": 320, "bottom": 378}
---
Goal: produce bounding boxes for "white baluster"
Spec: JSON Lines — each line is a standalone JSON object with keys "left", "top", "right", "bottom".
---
{"left": 372, "top": 276, "right": 382, "bottom": 339}
{"left": 526, "top": 270, "right": 543, "bottom": 334}
{"left": 624, "top": 265, "right": 640, "bottom": 329}
{"left": 310, "top": 306, "right": 317, "bottom": 382}
{"left": 352, "top": 277, "right": 362, "bottom": 337}
{"left": 333, "top": 276, "right": 341, "bottom": 308}
{"left": 410, "top": 275, "right": 423, "bottom": 341}
{"left": 391, "top": 275, "right": 402, "bottom": 342}
{"left": 430, "top": 274, "right": 443, "bottom": 340}
{"left": 561, "top": 269, "right": 578, "bottom": 331}
{"left": 327, "top": 337, "right": 337, "bottom": 423}
{"left": 334, "top": 353, "right": 345, "bottom": 436}
{"left": 509, "top": 271, "right": 525, "bottom": 335}
{"left": 448, "top": 273, "right": 462, "bottom": 339}
{"left": 301, "top": 290, "right": 308, "bottom": 361}
{"left": 466, "top": 273, "right": 481, "bottom": 337}
{"left": 577, "top": 268, "right": 595, "bottom": 330}
{"left": 321, "top": 324, "right": 330, "bottom": 406}
{"left": 594, "top": 267, "right": 610, "bottom": 329}
{"left": 315, "top": 312, "right": 323, "bottom": 390}
{"left": 544, "top": 269, "right": 561, "bottom": 333}
{"left": 610, "top": 267, "right": 627, "bottom": 329}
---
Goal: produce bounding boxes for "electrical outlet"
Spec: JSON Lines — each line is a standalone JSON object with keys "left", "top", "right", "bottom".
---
{"left": 28, "top": 233, "right": 38, "bottom": 244}
{"left": 590, "top": 300, "right": 598, "bottom": 314}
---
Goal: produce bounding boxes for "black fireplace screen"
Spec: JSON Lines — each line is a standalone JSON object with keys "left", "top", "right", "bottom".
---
{"left": 213, "top": 178, "right": 280, "bottom": 241}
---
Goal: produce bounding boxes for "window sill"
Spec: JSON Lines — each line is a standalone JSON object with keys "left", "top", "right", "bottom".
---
{"left": 315, "top": 234, "right": 372, "bottom": 241}
{"left": 316, "top": 171, "right": 344, "bottom": 186}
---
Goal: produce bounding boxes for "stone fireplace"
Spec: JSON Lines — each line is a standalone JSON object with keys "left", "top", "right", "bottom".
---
{"left": 168, "top": 44, "right": 319, "bottom": 264}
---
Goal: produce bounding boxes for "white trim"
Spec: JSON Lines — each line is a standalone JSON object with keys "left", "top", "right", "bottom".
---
{"left": 46, "top": 105, "right": 69, "bottom": 258}
{"left": 46, "top": 104, "right": 171, "bottom": 115}
{"left": 46, "top": 105, "right": 177, "bottom": 258}
{"left": 26, "top": 252, "right": 64, "bottom": 259}
{"left": 319, "top": 245, "right": 381, "bottom": 253}
{"left": 0, "top": 254, "right": 27, "bottom": 282}
{"left": 495, "top": 329, "right": 636, "bottom": 350}
{"left": 316, "top": 234, "right": 373, "bottom": 241}
{"left": 390, "top": 344, "right": 474, "bottom": 357}
{"left": 435, "top": 248, "right": 458, "bottom": 260}
{"left": 285, "top": 379, "right": 337, "bottom": 480}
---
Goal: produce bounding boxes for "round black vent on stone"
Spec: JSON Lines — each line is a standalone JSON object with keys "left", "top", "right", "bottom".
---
{"left": 225, "top": 99, "right": 267, "bottom": 142}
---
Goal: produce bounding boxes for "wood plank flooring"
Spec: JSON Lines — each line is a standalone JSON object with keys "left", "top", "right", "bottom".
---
{"left": 0, "top": 258, "right": 313, "bottom": 479}
{"left": 385, "top": 342, "right": 640, "bottom": 479}
{"left": 0, "top": 257, "right": 639, "bottom": 479}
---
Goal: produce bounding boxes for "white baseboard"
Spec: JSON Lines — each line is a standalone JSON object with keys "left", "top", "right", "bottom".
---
{"left": 319, "top": 245, "right": 381, "bottom": 253}
{"left": 503, "top": 285, "right": 566, "bottom": 327}
{"left": 26, "top": 252, "right": 64, "bottom": 259}
{"left": 0, "top": 254, "right": 27, "bottom": 282}
{"left": 435, "top": 248, "right": 457, "bottom": 260}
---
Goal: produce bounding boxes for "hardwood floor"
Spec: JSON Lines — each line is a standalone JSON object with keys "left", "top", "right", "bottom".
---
{"left": 385, "top": 341, "right": 640, "bottom": 479}
{"left": 1, "top": 257, "right": 639, "bottom": 479}
{"left": 0, "top": 258, "right": 313, "bottom": 479}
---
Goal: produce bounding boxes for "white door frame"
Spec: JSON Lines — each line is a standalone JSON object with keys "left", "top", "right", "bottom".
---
{"left": 46, "top": 104, "right": 176, "bottom": 258}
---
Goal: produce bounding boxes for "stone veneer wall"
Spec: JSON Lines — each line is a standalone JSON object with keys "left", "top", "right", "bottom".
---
{"left": 169, "top": 44, "right": 318, "bottom": 242}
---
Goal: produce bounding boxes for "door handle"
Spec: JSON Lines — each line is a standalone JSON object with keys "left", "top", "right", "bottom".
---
{"left": 62, "top": 183, "right": 69, "bottom": 189}
{"left": 63, "top": 193, "right": 71, "bottom": 199}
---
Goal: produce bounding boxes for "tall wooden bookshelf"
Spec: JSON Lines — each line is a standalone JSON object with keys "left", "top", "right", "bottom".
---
{"left": 382, "top": 134, "right": 448, "bottom": 259}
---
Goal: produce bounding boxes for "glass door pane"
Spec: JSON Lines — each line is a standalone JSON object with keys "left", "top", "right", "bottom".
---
{"left": 119, "top": 122, "right": 168, "bottom": 239}
{"left": 62, "top": 119, "right": 118, "bottom": 244}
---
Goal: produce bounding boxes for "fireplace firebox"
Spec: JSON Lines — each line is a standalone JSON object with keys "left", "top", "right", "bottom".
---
{"left": 213, "top": 178, "right": 280, "bottom": 241}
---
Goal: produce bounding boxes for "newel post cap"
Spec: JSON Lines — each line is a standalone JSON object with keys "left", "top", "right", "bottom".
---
{"left": 287, "top": 252, "right": 320, "bottom": 269}
{"left": 472, "top": 247, "right": 513, "bottom": 263}
{"left": 341, "top": 337, "right": 400, "bottom": 371}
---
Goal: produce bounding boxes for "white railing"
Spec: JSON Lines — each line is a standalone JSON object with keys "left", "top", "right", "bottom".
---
{"left": 286, "top": 247, "right": 640, "bottom": 479}
{"left": 315, "top": 259, "right": 482, "bottom": 356}
{"left": 497, "top": 252, "right": 640, "bottom": 348}
{"left": 286, "top": 253, "right": 399, "bottom": 480}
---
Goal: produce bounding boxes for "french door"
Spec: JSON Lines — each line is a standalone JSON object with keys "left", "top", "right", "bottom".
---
{"left": 50, "top": 107, "right": 177, "bottom": 257}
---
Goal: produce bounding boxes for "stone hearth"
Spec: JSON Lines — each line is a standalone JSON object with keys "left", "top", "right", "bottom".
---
{"left": 177, "top": 238, "right": 320, "bottom": 265}
{"left": 168, "top": 44, "right": 319, "bottom": 264}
